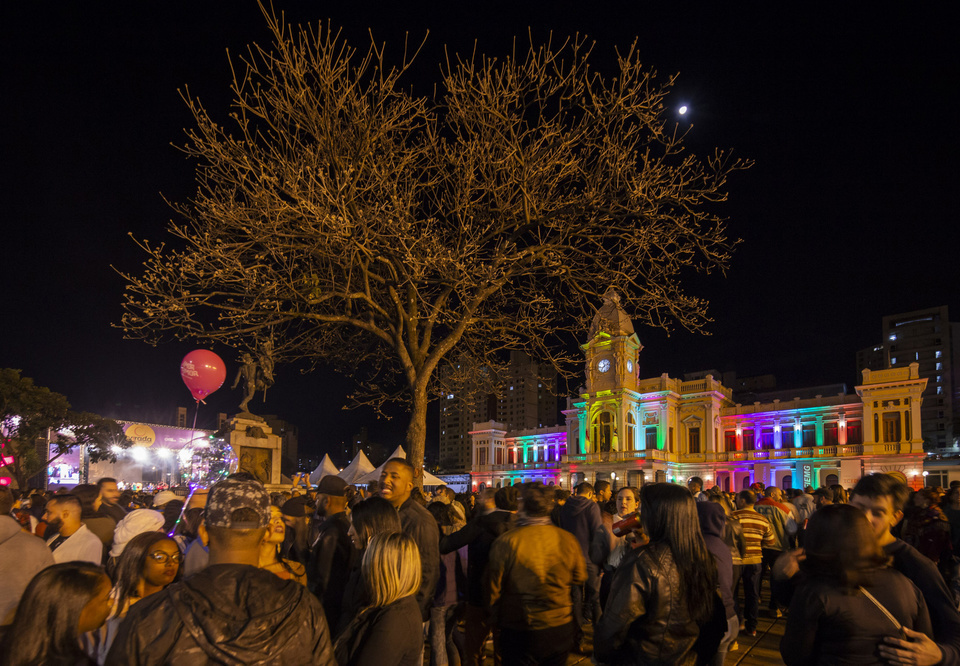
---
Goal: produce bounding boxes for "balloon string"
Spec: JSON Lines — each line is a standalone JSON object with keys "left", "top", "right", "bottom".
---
{"left": 170, "top": 400, "right": 204, "bottom": 538}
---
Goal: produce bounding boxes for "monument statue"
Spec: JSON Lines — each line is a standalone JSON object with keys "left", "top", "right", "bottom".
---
{"left": 232, "top": 341, "right": 275, "bottom": 414}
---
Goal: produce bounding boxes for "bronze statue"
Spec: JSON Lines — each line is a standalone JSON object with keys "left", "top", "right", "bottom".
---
{"left": 232, "top": 341, "right": 275, "bottom": 414}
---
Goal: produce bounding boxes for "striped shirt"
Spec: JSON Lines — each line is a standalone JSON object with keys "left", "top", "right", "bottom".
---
{"left": 732, "top": 509, "right": 775, "bottom": 564}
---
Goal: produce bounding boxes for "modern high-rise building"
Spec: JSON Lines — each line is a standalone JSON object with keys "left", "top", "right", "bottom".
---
{"left": 881, "top": 307, "right": 959, "bottom": 451}
{"left": 857, "top": 307, "right": 959, "bottom": 452}
{"left": 439, "top": 350, "right": 558, "bottom": 472}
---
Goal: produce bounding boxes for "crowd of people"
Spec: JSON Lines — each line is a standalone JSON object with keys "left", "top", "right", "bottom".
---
{"left": 1, "top": 464, "right": 959, "bottom": 665}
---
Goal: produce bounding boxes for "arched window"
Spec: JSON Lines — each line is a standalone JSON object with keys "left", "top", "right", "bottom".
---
{"left": 592, "top": 411, "right": 613, "bottom": 452}
{"left": 626, "top": 412, "right": 637, "bottom": 451}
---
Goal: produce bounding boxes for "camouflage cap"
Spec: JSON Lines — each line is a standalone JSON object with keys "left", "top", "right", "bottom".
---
{"left": 205, "top": 477, "right": 270, "bottom": 529}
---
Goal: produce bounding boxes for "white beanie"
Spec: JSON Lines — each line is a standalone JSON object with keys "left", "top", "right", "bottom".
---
{"left": 152, "top": 490, "right": 179, "bottom": 508}
{"left": 109, "top": 509, "right": 165, "bottom": 558}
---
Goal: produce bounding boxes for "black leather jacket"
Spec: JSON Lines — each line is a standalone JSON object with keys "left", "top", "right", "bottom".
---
{"left": 105, "top": 564, "right": 336, "bottom": 665}
{"left": 594, "top": 542, "right": 699, "bottom": 666}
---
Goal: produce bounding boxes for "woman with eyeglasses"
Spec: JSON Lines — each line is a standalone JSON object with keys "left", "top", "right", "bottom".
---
{"left": 88, "top": 531, "right": 182, "bottom": 663}
{"left": 259, "top": 505, "right": 307, "bottom": 584}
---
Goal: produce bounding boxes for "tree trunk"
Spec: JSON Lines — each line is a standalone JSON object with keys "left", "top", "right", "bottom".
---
{"left": 406, "top": 383, "right": 429, "bottom": 488}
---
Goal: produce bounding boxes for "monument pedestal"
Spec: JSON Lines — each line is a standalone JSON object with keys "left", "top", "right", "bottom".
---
{"left": 225, "top": 414, "right": 283, "bottom": 490}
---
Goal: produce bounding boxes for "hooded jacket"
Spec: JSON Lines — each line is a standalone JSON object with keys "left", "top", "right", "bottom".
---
{"left": 105, "top": 564, "right": 336, "bottom": 665}
{"left": 697, "top": 503, "right": 735, "bottom": 620}
{"left": 557, "top": 495, "right": 603, "bottom": 560}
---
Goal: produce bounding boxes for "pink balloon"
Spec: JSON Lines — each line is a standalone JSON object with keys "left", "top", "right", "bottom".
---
{"left": 180, "top": 350, "right": 227, "bottom": 402}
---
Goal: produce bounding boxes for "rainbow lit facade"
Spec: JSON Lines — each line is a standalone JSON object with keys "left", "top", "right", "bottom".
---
{"left": 470, "top": 291, "right": 927, "bottom": 492}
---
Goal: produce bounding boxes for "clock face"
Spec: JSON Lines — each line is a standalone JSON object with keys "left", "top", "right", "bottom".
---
{"left": 627, "top": 360, "right": 634, "bottom": 373}
{"left": 597, "top": 359, "right": 611, "bottom": 373}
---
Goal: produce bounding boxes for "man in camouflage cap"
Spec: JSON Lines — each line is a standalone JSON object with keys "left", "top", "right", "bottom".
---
{"left": 107, "top": 476, "right": 335, "bottom": 665}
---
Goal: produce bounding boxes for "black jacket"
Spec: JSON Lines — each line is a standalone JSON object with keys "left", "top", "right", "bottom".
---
{"left": 335, "top": 594, "right": 422, "bottom": 666}
{"left": 773, "top": 537, "right": 960, "bottom": 666}
{"left": 780, "top": 567, "right": 931, "bottom": 666}
{"left": 105, "top": 564, "right": 336, "bottom": 665}
{"left": 398, "top": 496, "right": 440, "bottom": 621}
{"left": 594, "top": 542, "right": 700, "bottom": 666}
{"left": 885, "top": 539, "right": 960, "bottom": 666}
{"left": 439, "top": 509, "right": 515, "bottom": 606}
{"left": 308, "top": 511, "right": 354, "bottom": 631}
{"left": 557, "top": 495, "right": 602, "bottom": 560}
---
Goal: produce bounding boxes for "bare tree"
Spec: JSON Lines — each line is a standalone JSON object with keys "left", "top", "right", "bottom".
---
{"left": 119, "top": 9, "right": 749, "bottom": 480}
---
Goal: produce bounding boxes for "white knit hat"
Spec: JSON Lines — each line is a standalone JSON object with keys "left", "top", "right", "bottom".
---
{"left": 152, "top": 490, "right": 179, "bottom": 508}
{"left": 109, "top": 509, "right": 165, "bottom": 558}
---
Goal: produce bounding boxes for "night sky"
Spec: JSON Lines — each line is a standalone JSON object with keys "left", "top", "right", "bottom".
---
{"left": 3, "top": 2, "right": 958, "bottom": 464}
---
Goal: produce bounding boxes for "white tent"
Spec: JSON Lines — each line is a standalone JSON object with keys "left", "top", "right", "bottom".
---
{"left": 308, "top": 454, "right": 340, "bottom": 485}
{"left": 337, "top": 450, "right": 376, "bottom": 485}
{"left": 356, "top": 445, "right": 447, "bottom": 486}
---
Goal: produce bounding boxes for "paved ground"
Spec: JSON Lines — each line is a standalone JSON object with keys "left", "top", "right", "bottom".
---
{"left": 561, "top": 611, "right": 785, "bottom": 665}
{"left": 431, "top": 591, "right": 788, "bottom": 665}
{"left": 460, "top": 611, "right": 786, "bottom": 665}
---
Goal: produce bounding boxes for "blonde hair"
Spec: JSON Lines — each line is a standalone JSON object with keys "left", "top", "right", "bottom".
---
{"left": 362, "top": 532, "right": 421, "bottom": 608}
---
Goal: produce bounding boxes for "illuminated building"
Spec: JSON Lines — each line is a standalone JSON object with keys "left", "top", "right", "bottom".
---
{"left": 470, "top": 290, "right": 928, "bottom": 491}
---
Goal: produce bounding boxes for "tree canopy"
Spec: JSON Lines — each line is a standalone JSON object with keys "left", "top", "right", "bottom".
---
{"left": 0, "top": 368, "right": 130, "bottom": 489}
{"left": 119, "top": 10, "right": 750, "bottom": 477}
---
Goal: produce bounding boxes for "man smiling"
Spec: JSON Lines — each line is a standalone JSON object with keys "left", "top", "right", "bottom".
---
{"left": 379, "top": 457, "right": 439, "bottom": 623}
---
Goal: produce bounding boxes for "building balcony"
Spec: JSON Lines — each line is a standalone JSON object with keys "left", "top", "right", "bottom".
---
{"left": 559, "top": 442, "right": 917, "bottom": 467}
{"left": 473, "top": 461, "right": 560, "bottom": 473}
{"left": 563, "top": 449, "right": 670, "bottom": 464}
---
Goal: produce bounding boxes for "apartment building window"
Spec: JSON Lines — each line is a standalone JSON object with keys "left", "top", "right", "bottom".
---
{"left": 802, "top": 424, "right": 816, "bottom": 447}
{"left": 742, "top": 429, "right": 755, "bottom": 451}
{"left": 688, "top": 427, "right": 701, "bottom": 454}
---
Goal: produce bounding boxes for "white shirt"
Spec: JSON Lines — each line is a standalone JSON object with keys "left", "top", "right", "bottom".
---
{"left": 47, "top": 523, "right": 103, "bottom": 564}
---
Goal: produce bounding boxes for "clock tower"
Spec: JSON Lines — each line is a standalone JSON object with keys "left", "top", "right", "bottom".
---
{"left": 578, "top": 288, "right": 643, "bottom": 453}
